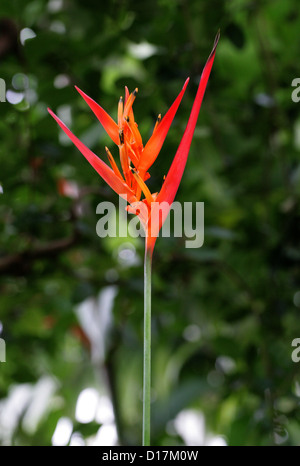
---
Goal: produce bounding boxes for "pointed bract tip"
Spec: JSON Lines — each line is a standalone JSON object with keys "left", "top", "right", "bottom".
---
{"left": 48, "top": 107, "right": 57, "bottom": 119}
{"left": 133, "top": 88, "right": 138, "bottom": 96}
{"left": 183, "top": 77, "right": 190, "bottom": 89}
{"left": 213, "top": 29, "right": 220, "bottom": 50}
{"left": 204, "top": 30, "right": 220, "bottom": 65}
{"left": 74, "top": 85, "right": 86, "bottom": 97}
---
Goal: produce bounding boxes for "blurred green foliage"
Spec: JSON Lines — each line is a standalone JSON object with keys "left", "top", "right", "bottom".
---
{"left": 0, "top": 0, "right": 300, "bottom": 446}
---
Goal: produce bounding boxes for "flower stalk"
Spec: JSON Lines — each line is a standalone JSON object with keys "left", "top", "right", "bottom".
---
{"left": 143, "top": 246, "right": 152, "bottom": 446}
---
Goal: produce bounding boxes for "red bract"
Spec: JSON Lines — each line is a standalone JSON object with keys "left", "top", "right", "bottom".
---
{"left": 48, "top": 32, "right": 219, "bottom": 255}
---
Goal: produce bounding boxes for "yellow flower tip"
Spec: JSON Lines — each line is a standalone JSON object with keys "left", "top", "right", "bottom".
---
{"left": 130, "top": 167, "right": 153, "bottom": 205}
{"left": 118, "top": 97, "right": 124, "bottom": 128}
{"left": 133, "top": 88, "right": 138, "bottom": 96}
{"left": 152, "top": 113, "right": 162, "bottom": 134}
{"left": 105, "top": 146, "right": 124, "bottom": 181}
{"left": 119, "top": 129, "right": 124, "bottom": 145}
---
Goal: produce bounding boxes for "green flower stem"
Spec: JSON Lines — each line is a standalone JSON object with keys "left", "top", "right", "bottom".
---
{"left": 143, "top": 246, "right": 152, "bottom": 446}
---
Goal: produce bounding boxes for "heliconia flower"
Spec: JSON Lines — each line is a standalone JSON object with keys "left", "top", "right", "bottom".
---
{"left": 48, "top": 31, "right": 219, "bottom": 256}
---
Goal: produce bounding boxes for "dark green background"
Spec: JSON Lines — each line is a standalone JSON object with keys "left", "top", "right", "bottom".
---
{"left": 0, "top": 0, "right": 300, "bottom": 446}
